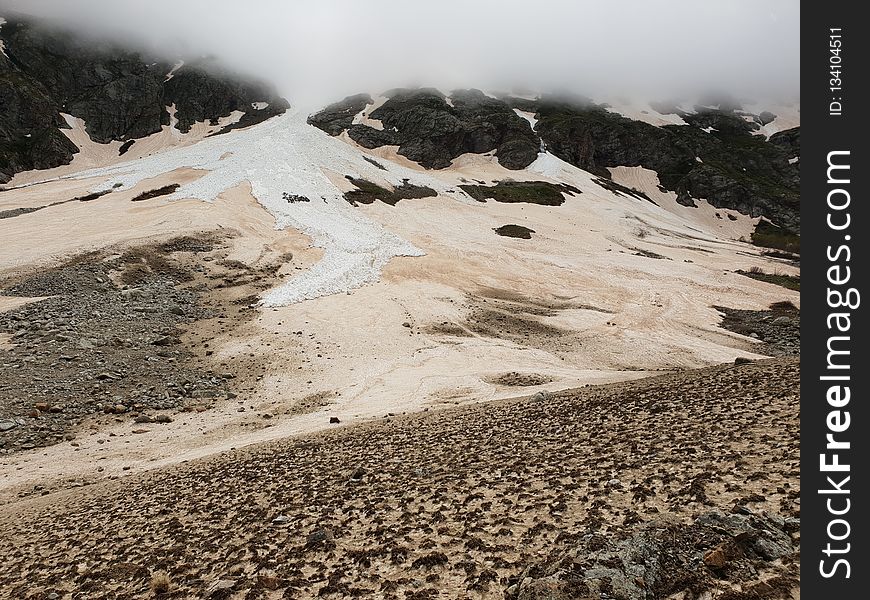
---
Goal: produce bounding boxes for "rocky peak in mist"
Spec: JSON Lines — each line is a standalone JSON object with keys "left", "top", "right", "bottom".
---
{"left": 311, "top": 89, "right": 800, "bottom": 233}
{"left": 0, "top": 15, "right": 288, "bottom": 183}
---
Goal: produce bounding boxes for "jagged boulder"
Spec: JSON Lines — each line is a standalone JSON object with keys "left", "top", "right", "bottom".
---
{"left": 507, "top": 511, "right": 799, "bottom": 600}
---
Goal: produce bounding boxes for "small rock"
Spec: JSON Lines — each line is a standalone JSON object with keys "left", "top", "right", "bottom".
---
{"left": 272, "top": 515, "right": 290, "bottom": 525}
{"left": 402, "top": 322, "right": 411, "bottom": 328}
{"left": 703, "top": 547, "right": 728, "bottom": 569}
{"left": 257, "top": 571, "right": 280, "bottom": 590}
{"left": 734, "top": 357, "right": 753, "bottom": 365}
{"left": 153, "top": 414, "right": 173, "bottom": 424}
{"left": 48, "top": 405, "right": 64, "bottom": 413}
{"left": 306, "top": 528, "right": 334, "bottom": 546}
{"left": 329, "top": 416, "right": 341, "bottom": 424}
{"left": 0, "top": 420, "right": 17, "bottom": 432}
{"left": 205, "top": 579, "right": 235, "bottom": 599}
{"left": 34, "top": 402, "right": 49, "bottom": 412}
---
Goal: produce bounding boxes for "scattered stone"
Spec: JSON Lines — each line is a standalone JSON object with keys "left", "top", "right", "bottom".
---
{"left": 530, "top": 391, "right": 552, "bottom": 402}
{"left": 153, "top": 336, "right": 181, "bottom": 347}
{"left": 329, "top": 416, "right": 341, "bottom": 424}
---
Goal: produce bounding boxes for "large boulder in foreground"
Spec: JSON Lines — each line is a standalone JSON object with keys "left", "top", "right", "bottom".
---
{"left": 509, "top": 510, "right": 799, "bottom": 600}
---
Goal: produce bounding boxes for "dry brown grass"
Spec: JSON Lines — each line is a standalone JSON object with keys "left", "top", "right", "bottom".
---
{"left": 150, "top": 571, "right": 171, "bottom": 595}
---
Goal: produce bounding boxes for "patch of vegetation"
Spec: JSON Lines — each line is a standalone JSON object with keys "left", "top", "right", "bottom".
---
{"left": 343, "top": 177, "right": 437, "bottom": 206}
{"left": 459, "top": 180, "right": 579, "bottom": 206}
{"left": 363, "top": 156, "right": 387, "bottom": 170}
{"left": 131, "top": 184, "right": 181, "bottom": 202}
{"left": 0, "top": 206, "right": 41, "bottom": 219}
{"left": 737, "top": 266, "right": 800, "bottom": 291}
{"left": 118, "top": 139, "right": 135, "bottom": 156}
{"left": 74, "top": 190, "right": 112, "bottom": 202}
{"left": 751, "top": 220, "right": 800, "bottom": 254}
{"left": 593, "top": 177, "right": 656, "bottom": 204}
{"left": 493, "top": 224, "right": 535, "bottom": 239}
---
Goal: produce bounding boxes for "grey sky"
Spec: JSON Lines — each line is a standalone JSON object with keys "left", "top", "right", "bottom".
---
{"left": 0, "top": 0, "right": 799, "bottom": 104}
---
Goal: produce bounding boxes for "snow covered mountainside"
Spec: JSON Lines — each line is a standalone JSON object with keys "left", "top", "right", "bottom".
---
{"left": 0, "top": 13, "right": 800, "bottom": 534}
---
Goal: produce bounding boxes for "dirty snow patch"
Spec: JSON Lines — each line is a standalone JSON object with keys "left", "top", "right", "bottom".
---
{"left": 53, "top": 109, "right": 458, "bottom": 306}
{"left": 164, "top": 60, "right": 184, "bottom": 81}
{"left": 352, "top": 96, "right": 386, "bottom": 131}
{"left": 513, "top": 108, "right": 538, "bottom": 130}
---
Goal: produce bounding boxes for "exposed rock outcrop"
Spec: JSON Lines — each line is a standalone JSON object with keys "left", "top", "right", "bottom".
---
{"left": 508, "top": 510, "right": 799, "bottom": 600}
{"left": 306, "top": 93, "right": 373, "bottom": 136}
{"left": 310, "top": 88, "right": 540, "bottom": 170}
{"left": 0, "top": 15, "right": 288, "bottom": 183}
{"left": 526, "top": 95, "right": 801, "bottom": 233}
{"left": 310, "top": 88, "right": 799, "bottom": 233}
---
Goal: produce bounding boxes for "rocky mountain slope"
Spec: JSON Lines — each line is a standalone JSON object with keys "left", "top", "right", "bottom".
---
{"left": 0, "top": 15, "right": 288, "bottom": 183}
{"left": 0, "top": 358, "right": 799, "bottom": 599}
{"left": 312, "top": 90, "right": 800, "bottom": 233}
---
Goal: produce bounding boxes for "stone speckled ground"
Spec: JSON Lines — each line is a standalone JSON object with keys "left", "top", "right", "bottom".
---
{"left": 0, "top": 358, "right": 799, "bottom": 599}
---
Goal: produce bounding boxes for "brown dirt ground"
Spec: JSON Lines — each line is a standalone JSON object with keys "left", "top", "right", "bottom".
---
{"left": 0, "top": 358, "right": 799, "bottom": 599}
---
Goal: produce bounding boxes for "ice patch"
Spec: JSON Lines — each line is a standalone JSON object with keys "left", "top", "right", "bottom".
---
{"left": 352, "top": 96, "right": 386, "bottom": 131}
{"left": 604, "top": 101, "right": 688, "bottom": 127}
{"left": 252, "top": 102, "right": 269, "bottom": 110}
{"left": 528, "top": 151, "right": 585, "bottom": 180}
{"left": 52, "top": 109, "right": 458, "bottom": 306}
{"left": 60, "top": 113, "right": 78, "bottom": 128}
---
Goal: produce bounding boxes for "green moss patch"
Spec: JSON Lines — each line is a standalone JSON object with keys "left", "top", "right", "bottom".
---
{"left": 459, "top": 180, "right": 579, "bottom": 206}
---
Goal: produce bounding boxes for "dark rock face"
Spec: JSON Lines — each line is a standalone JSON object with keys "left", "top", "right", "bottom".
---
{"left": 310, "top": 88, "right": 539, "bottom": 170}
{"left": 526, "top": 96, "right": 801, "bottom": 233}
{"left": 163, "top": 60, "right": 289, "bottom": 135}
{"left": 306, "top": 93, "right": 373, "bottom": 136}
{"left": 0, "top": 16, "right": 288, "bottom": 183}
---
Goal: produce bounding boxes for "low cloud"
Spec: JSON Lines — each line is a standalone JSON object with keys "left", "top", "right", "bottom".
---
{"left": 0, "top": 0, "right": 799, "bottom": 105}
